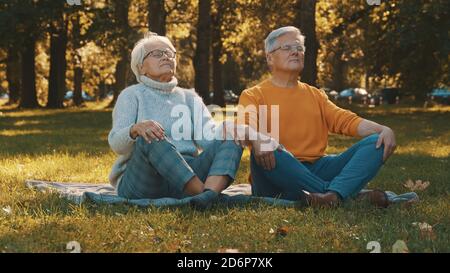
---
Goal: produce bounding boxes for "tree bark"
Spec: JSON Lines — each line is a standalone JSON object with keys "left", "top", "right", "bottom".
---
{"left": 194, "top": 0, "right": 212, "bottom": 104}
{"left": 148, "top": 0, "right": 166, "bottom": 35}
{"left": 6, "top": 46, "right": 21, "bottom": 105}
{"left": 109, "top": 57, "right": 128, "bottom": 107}
{"left": 294, "top": 0, "right": 318, "bottom": 87}
{"left": 47, "top": 16, "right": 68, "bottom": 109}
{"left": 211, "top": 1, "right": 224, "bottom": 106}
{"left": 109, "top": 0, "right": 131, "bottom": 108}
{"left": 331, "top": 47, "right": 345, "bottom": 92}
{"left": 19, "top": 36, "right": 39, "bottom": 108}
{"left": 72, "top": 12, "right": 84, "bottom": 106}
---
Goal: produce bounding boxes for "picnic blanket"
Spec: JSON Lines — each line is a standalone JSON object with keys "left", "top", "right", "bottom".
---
{"left": 25, "top": 180, "right": 419, "bottom": 208}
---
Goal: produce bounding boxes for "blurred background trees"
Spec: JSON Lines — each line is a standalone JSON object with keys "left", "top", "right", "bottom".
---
{"left": 0, "top": 0, "right": 448, "bottom": 108}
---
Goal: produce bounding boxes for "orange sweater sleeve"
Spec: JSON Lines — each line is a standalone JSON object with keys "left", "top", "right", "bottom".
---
{"left": 237, "top": 88, "right": 260, "bottom": 129}
{"left": 318, "top": 89, "right": 362, "bottom": 137}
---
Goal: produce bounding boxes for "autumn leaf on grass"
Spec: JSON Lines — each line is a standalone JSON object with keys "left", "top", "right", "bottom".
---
{"left": 218, "top": 248, "right": 240, "bottom": 253}
{"left": 2, "top": 206, "right": 12, "bottom": 215}
{"left": 276, "top": 226, "right": 289, "bottom": 237}
{"left": 412, "top": 222, "right": 436, "bottom": 240}
{"left": 392, "top": 240, "right": 409, "bottom": 253}
{"left": 403, "top": 179, "right": 430, "bottom": 191}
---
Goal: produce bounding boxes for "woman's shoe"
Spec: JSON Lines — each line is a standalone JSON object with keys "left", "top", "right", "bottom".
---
{"left": 189, "top": 189, "right": 219, "bottom": 211}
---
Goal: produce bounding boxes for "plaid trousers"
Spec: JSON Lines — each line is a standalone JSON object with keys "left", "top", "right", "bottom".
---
{"left": 118, "top": 137, "right": 243, "bottom": 199}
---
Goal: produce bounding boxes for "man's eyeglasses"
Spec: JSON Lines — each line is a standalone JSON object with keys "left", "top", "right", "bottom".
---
{"left": 143, "top": 49, "right": 176, "bottom": 61}
{"left": 269, "top": 44, "right": 305, "bottom": 54}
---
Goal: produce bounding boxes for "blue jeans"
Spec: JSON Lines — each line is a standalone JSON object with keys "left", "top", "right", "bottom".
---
{"left": 251, "top": 134, "right": 384, "bottom": 201}
{"left": 118, "top": 137, "right": 243, "bottom": 199}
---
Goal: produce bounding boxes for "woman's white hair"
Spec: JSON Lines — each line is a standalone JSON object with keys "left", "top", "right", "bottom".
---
{"left": 264, "top": 26, "right": 305, "bottom": 54}
{"left": 130, "top": 32, "right": 176, "bottom": 82}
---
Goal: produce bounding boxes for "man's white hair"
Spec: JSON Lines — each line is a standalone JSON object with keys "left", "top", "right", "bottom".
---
{"left": 264, "top": 26, "right": 305, "bottom": 54}
{"left": 130, "top": 32, "right": 176, "bottom": 82}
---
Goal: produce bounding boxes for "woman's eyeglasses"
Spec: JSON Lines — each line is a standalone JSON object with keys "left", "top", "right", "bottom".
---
{"left": 143, "top": 49, "right": 176, "bottom": 61}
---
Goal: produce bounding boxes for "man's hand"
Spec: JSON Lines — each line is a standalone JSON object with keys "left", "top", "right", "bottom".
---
{"left": 222, "top": 121, "right": 250, "bottom": 148}
{"left": 252, "top": 136, "right": 282, "bottom": 170}
{"left": 376, "top": 126, "right": 397, "bottom": 162}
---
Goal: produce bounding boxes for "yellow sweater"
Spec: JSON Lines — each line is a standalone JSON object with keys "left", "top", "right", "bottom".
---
{"left": 238, "top": 79, "right": 363, "bottom": 162}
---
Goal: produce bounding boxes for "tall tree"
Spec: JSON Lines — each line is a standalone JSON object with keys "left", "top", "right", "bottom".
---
{"left": 211, "top": 0, "right": 224, "bottom": 106}
{"left": 109, "top": 0, "right": 132, "bottom": 107}
{"left": 6, "top": 45, "right": 21, "bottom": 105}
{"left": 20, "top": 36, "right": 39, "bottom": 108}
{"left": 294, "top": 0, "right": 318, "bottom": 86}
{"left": 72, "top": 11, "right": 84, "bottom": 106}
{"left": 365, "top": 0, "right": 449, "bottom": 101}
{"left": 148, "top": 0, "right": 166, "bottom": 35}
{"left": 193, "top": 0, "right": 212, "bottom": 103}
{"left": 47, "top": 12, "right": 68, "bottom": 108}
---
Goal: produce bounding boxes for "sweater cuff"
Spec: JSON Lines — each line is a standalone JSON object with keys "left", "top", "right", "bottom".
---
{"left": 119, "top": 124, "right": 137, "bottom": 144}
{"left": 349, "top": 117, "right": 364, "bottom": 137}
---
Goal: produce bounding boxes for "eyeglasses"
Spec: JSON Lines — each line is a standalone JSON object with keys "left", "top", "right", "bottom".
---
{"left": 269, "top": 44, "right": 305, "bottom": 54}
{"left": 143, "top": 49, "right": 176, "bottom": 61}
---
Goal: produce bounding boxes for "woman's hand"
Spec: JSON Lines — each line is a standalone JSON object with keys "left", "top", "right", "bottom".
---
{"left": 130, "top": 120, "right": 165, "bottom": 143}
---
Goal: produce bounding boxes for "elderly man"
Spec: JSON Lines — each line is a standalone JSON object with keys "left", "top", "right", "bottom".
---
{"left": 236, "top": 26, "right": 397, "bottom": 207}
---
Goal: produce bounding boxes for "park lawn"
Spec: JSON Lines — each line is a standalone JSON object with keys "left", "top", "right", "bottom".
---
{"left": 0, "top": 102, "right": 449, "bottom": 253}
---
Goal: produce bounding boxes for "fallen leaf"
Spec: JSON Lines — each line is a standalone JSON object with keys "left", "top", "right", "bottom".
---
{"left": 218, "top": 248, "right": 240, "bottom": 253}
{"left": 276, "top": 226, "right": 289, "bottom": 237}
{"left": 412, "top": 222, "right": 436, "bottom": 240}
{"left": 392, "top": 240, "right": 409, "bottom": 253}
{"left": 403, "top": 179, "right": 430, "bottom": 191}
{"left": 181, "top": 240, "right": 192, "bottom": 247}
{"left": 2, "top": 206, "right": 12, "bottom": 215}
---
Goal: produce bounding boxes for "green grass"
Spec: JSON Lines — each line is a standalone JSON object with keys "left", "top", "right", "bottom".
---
{"left": 0, "top": 102, "right": 449, "bottom": 253}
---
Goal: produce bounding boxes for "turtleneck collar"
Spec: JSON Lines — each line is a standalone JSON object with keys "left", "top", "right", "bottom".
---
{"left": 139, "top": 75, "right": 178, "bottom": 93}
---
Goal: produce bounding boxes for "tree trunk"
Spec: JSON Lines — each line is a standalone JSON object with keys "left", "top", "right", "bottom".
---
{"left": 6, "top": 46, "right": 21, "bottom": 105}
{"left": 98, "top": 80, "right": 107, "bottom": 100}
{"left": 331, "top": 48, "right": 345, "bottom": 93}
{"left": 211, "top": 2, "right": 224, "bottom": 106}
{"left": 109, "top": 0, "right": 131, "bottom": 108}
{"left": 47, "top": 17, "right": 68, "bottom": 109}
{"left": 73, "top": 65, "right": 83, "bottom": 106}
{"left": 109, "top": 57, "right": 128, "bottom": 107}
{"left": 294, "top": 0, "right": 318, "bottom": 87}
{"left": 72, "top": 12, "right": 84, "bottom": 106}
{"left": 148, "top": 0, "right": 166, "bottom": 35}
{"left": 194, "top": 0, "right": 212, "bottom": 104}
{"left": 19, "top": 36, "right": 39, "bottom": 109}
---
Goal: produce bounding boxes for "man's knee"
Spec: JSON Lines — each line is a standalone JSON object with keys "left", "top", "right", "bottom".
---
{"left": 363, "top": 133, "right": 380, "bottom": 144}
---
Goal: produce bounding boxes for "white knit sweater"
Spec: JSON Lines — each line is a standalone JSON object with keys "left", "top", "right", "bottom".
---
{"left": 108, "top": 75, "right": 222, "bottom": 189}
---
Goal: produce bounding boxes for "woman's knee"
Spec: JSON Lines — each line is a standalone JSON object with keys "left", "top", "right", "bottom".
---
{"left": 218, "top": 140, "right": 244, "bottom": 156}
{"left": 136, "top": 136, "right": 175, "bottom": 152}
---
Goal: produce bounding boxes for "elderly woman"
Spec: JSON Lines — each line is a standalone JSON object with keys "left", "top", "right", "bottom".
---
{"left": 236, "top": 26, "right": 400, "bottom": 207}
{"left": 108, "top": 33, "right": 242, "bottom": 209}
